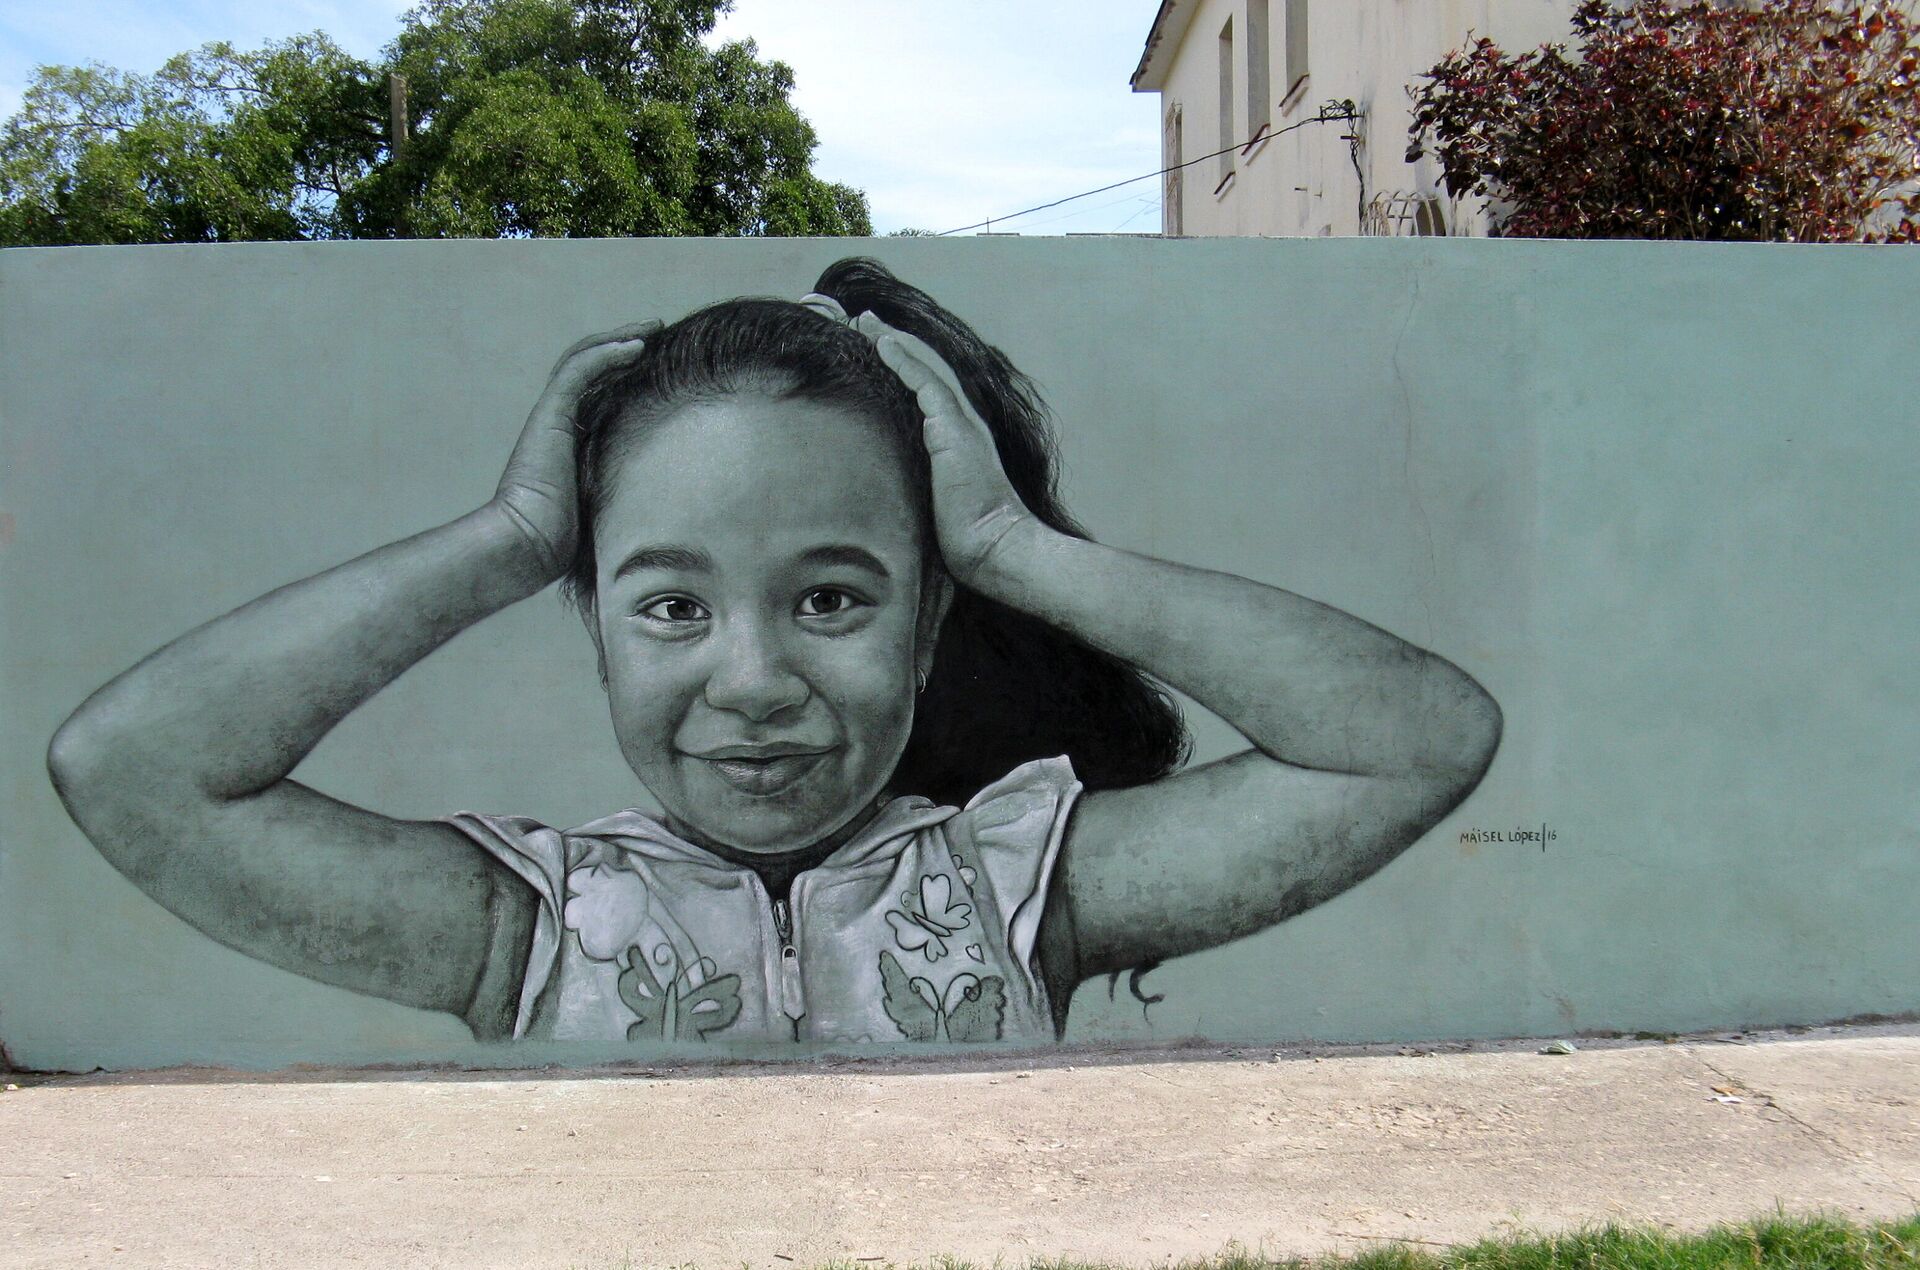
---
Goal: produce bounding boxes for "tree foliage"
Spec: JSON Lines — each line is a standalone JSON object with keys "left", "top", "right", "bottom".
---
{"left": 0, "top": 0, "right": 869, "bottom": 245}
{"left": 1407, "top": 0, "right": 1920, "bottom": 241}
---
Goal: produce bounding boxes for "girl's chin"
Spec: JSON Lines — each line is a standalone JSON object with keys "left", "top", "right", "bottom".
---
{"left": 647, "top": 753, "right": 896, "bottom": 855}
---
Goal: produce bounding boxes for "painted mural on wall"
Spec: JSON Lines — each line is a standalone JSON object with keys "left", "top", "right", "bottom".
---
{"left": 46, "top": 257, "right": 1502, "bottom": 1048}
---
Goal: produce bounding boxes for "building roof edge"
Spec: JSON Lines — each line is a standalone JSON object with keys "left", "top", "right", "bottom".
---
{"left": 1131, "top": 0, "right": 1196, "bottom": 93}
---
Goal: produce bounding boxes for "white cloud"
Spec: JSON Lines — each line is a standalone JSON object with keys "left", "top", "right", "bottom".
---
{"left": 712, "top": 0, "right": 1164, "bottom": 234}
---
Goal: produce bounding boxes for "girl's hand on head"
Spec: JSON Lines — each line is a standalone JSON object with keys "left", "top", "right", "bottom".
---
{"left": 491, "top": 324, "right": 649, "bottom": 581}
{"left": 855, "top": 312, "right": 1041, "bottom": 587}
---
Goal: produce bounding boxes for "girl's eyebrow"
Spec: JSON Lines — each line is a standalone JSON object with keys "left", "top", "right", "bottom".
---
{"left": 611, "top": 544, "right": 713, "bottom": 581}
{"left": 798, "top": 544, "right": 891, "bottom": 576}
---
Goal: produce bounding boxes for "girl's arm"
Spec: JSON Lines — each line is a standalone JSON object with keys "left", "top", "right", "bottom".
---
{"left": 45, "top": 328, "right": 646, "bottom": 1027}
{"left": 863, "top": 318, "right": 1502, "bottom": 988}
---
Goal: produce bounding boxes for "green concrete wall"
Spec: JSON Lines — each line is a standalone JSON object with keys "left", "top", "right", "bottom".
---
{"left": 2, "top": 237, "right": 1914, "bottom": 1069}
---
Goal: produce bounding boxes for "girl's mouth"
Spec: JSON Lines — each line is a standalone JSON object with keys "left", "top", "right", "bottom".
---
{"left": 695, "top": 751, "right": 830, "bottom": 796}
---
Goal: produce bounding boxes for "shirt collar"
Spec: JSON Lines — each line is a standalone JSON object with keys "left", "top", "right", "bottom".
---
{"left": 567, "top": 795, "right": 959, "bottom": 874}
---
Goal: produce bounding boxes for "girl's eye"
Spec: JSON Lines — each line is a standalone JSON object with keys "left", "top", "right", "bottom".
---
{"left": 797, "top": 587, "right": 863, "bottom": 618}
{"left": 637, "top": 596, "right": 710, "bottom": 624}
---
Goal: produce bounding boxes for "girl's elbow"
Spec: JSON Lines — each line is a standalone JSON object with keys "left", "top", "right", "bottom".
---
{"left": 1404, "top": 659, "right": 1502, "bottom": 792}
{"left": 46, "top": 707, "right": 137, "bottom": 833}
{"left": 47, "top": 709, "right": 189, "bottom": 882}
{"left": 47, "top": 710, "right": 107, "bottom": 807}
{"left": 1444, "top": 681, "right": 1503, "bottom": 790}
{"left": 46, "top": 700, "right": 159, "bottom": 829}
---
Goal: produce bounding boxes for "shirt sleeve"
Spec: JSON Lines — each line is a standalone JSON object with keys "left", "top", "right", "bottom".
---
{"left": 951, "top": 756, "right": 1083, "bottom": 1003}
{"left": 442, "top": 812, "right": 571, "bottom": 1041}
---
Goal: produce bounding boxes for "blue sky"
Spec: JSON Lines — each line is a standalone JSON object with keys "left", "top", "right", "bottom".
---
{"left": 0, "top": 0, "right": 1166, "bottom": 236}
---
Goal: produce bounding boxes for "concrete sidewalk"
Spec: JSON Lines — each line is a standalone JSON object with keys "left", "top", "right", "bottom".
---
{"left": 3, "top": 1025, "right": 1916, "bottom": 1269}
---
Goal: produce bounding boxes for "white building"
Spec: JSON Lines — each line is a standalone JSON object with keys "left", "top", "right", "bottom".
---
{"left": 1130, "top": 0, "right": 1580, "bottom": 236}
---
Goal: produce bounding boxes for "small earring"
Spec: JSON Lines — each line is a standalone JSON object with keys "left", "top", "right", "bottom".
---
{"left": 915, "top": 666, "right": 930, "bottom": 695}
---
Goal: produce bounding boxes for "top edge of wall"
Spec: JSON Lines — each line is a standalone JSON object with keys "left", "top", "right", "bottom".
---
{"left": 3, "top": 235, "right": 1914, "bottom": 259}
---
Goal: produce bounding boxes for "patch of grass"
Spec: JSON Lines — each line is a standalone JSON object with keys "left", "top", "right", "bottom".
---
{"left": 796, "top": 1211, "right": 1920, "bottom": 1270}
{"left": 1442, "top": 1212, "right": 1916, "bottom": 1270}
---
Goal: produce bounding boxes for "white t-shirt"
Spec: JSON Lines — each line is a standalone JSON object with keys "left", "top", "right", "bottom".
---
{"left": 446, "top": 757, "right": 1081, "bottom": 1047}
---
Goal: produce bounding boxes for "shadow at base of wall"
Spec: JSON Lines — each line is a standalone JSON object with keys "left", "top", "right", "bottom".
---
{"left": 4, "top": 1013, "right": 1915, "bottom": 1088}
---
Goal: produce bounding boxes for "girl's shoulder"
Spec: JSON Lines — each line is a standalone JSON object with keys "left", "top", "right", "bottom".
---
{"left": 953, "top": 755, "right": 1082, "bottom": 848}
{"left": 938, "top": 756, "right": 1083, "bottom": 943}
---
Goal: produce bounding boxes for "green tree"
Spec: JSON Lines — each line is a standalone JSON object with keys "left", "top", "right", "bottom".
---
{"left": 0, "top": 0, "right": 869, "bottom": 245}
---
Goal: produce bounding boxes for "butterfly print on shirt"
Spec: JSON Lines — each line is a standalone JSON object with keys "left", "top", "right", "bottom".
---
{"left": 885, "top": 871, "right": 975, "bottom": 964}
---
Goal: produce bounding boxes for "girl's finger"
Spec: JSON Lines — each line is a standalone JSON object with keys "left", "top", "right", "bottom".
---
{"left": 872, "top": 336, "right": 946, "bottom": 401}
{"left": 548, "top": 334, "right": 649, "bottom": 399}
{"left": 875, "top": 338, "right": 981, "bottom": 443}
{"left": 552, "top": 322, "right": 653, "bottom": 375}
{"left": 859, "top": 314, "right": 989, "bottom": 432}
{"left": 796, "top": 292, "right": 849, "bottom": 322}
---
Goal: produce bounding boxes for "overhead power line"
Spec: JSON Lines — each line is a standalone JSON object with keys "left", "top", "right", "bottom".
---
{"left": 937, "top": 100, "right": 1361, "bottom": 237}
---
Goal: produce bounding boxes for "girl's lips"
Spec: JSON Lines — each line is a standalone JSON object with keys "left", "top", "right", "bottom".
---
{"left": 697, "top": 751, "right": 829, "bottom": 796}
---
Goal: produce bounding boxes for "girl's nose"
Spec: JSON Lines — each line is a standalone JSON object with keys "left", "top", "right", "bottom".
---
{"left": 702, "top": 621, "right": 810, "bottom": 721}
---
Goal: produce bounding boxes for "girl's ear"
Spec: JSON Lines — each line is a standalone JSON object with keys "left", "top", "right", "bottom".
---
{"left": 580, "top": 600, "right": 610, "bottom": 691}
{"left": 915, "top": 569, "right": 955, "bottom": 681}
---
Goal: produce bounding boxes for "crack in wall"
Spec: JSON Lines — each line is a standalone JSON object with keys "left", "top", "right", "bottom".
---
{"left": 1390, "top": 262, "right": 1439, "bottom": 652}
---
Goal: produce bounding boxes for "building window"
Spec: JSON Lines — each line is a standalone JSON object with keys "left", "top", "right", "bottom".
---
{"left": 1247, "top": 0, "right": 1272, "bottom": 139}
{"left": 1163, "top": 103, "right": 1185, "bottom": 235}
{"left": 1283, "top": 0, "right": 1310, "bottom": 105}
{"left": 1217, "top": 16, "right": 1235, "bottom": 188}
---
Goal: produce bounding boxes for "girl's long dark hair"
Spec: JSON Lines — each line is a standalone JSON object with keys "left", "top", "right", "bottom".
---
{"left": 565, "top": 256, "right": 1188, "bottom": 808}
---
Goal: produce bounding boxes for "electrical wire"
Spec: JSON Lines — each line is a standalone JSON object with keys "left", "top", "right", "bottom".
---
{"left": 937, "top": 100, "right": 1362, "bottom": 237}
{"left": 1002, "top": 187, "right": 1162, "bottom": 235}
{"left": 1110, "top": 199, "right": 1162, "bottom": 232}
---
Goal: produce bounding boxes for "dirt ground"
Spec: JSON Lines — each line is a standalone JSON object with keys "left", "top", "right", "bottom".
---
{"left": 3, "top": 1024, "right": 1916, "bottom": 1269}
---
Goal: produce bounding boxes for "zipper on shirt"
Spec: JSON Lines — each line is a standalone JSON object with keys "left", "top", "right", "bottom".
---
{"left": 771, "top": 893, "right": 807, "bottom": 1041}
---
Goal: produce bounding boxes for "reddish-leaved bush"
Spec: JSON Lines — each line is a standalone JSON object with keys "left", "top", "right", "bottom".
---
{"left": 1407, "top": 0, "right": 1920, "bottom": 241}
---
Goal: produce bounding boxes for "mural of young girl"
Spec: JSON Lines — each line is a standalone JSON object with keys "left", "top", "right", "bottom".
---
{"left": 48, "top": 258, "right": 1502, "bottom": 1049}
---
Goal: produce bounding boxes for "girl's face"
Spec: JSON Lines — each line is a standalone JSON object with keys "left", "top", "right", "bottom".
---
{"left": 589, "top": 390, "right": 937, "bottom": 854}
